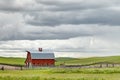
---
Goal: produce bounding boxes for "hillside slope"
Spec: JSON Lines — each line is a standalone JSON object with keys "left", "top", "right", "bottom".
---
{"left": 0, "top": 56, "right": 120, "bottom": 66}
{"left": 0, "top": 57, "right": 25, "bottom": 66}
{"left": 56, "top": 56, "right": 120, "bottom": 65}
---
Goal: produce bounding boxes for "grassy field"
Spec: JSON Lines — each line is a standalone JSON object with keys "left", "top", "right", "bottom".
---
{"left": 0, "top": 57, "right": 25, "bottom": 66}
{"left": 56, "top": 56, "right": 120, "bottom": 65}
{"left": 1, "top": 56, "right": 120, "bottom": 80}
{"left": 1, "top": 56, "right": 120, "bottom": 66}
{"left": 1, "top": 68, "right": 120, "bottom": 80}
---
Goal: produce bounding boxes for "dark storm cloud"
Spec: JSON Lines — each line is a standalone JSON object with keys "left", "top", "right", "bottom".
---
{"left": 37, "top": 0, "right": 109, "bottom": 11}
{"left": 18, "top": 25, "right": 94, "bottom": 40}
{"left": 0, "top": 0, "right": 120, "bottom": 26}
{"left": 28, "top": 30, "right": 92, "bottom": 40}
{"left": 25, "top": 9, "right": 120, "bottom": 26}
{"left": 0, "top": 0, "right": 22, "bottom": 12}
{"left": 0, "top": 0, "right": 120, "bottom": 41}
{"left": 26, "top": 0, "right": 120, "bottom": 26}
{"left": 0, "top": 0, "right": 42, "bottom": 12}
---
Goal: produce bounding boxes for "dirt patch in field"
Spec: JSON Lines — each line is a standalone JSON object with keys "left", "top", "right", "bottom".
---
{"left": 0, "top": 64, "right": 24, "bottom": 70}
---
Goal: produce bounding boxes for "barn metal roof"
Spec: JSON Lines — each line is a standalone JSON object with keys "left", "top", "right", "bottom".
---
{"left": 30, "top": 53, "right": 55, "bottom": 59}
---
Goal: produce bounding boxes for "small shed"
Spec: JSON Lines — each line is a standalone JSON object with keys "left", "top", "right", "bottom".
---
{"left": 25, "top": 48, "right": 55, "bottom": 67}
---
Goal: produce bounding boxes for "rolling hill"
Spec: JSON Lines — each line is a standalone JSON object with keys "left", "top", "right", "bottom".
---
{"left": 0, "top": 57, "right": 25, "bottom": 66}
{"left": 0, "top": 56, "right": 120, "bottom": 66}
{"left": 56, "top": 56, "right": 120, "bottom": 65}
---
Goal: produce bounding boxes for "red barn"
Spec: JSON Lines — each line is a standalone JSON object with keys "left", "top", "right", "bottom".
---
{"left": 25, "top": 48, "right": 55, "bottom": 67}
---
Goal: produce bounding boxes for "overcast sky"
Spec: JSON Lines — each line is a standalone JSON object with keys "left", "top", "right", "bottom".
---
{"left": 0, "top": 0, "right": 120, "bottom": 58}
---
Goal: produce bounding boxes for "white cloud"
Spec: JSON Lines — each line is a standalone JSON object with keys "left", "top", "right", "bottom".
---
{"left": 0, "top": 35, "right": 120, "bottom": 57}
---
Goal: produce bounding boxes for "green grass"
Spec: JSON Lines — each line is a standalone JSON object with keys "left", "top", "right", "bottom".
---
{"left": 56, "top": 56, "right": 120, "bottom": 65}
{"left": 0, "top": 57, "right": 25, "bottom": 66}
{"left": 1, "top": 56, "right": 120, "bottom": 66}
{"left": 0, "top": 68, "right": 120, "bottom": 80}
{"left": 1, "top": 56, "right": 120, "bottom": 80}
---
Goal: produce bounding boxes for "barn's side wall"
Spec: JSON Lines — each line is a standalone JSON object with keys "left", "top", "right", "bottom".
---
{"left": 31, "top": 59, "right": 55, "bottom": 66}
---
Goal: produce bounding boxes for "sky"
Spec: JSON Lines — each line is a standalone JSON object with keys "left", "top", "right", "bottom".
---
{"left": 0, "top": 0, "right": 120, "bottom": 58}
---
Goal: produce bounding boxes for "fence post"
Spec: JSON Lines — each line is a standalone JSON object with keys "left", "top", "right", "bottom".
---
{"left": 106, "top": 63, "right": 109, "bottom": 67}
{"left": 21, "top": 66, "right": 23, "bottom": 70}
{"left": 100, "top": 64, "right": 102, "bottom": 68}
{"left": 1, "top": 66, "right": 4, "bottom": 71}
{"left": 112, "top": 64, "right": 114, "bottom": 67}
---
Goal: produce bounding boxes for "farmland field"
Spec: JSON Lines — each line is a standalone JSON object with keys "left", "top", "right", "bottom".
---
{"left": 0, "top": 57, "right": 25, "bottom": 66}
{"left": 1, "top": 68, "right": 120, "bottom": 80}
{"left": 1, "top": 56, "right": 120, "bottom": 80}
{"left": 55, "top": 56, "right": 120, "bottom": 65}
{"left": 1, "top": 56, "right": 120, "bottom": 66}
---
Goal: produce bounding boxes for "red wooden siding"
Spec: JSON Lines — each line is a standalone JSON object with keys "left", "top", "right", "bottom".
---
{"left": 32, "top": 59, "right": 55, "bottom": 66}
{"left": 25, "top": 51, "right": 55, "bottom": 67}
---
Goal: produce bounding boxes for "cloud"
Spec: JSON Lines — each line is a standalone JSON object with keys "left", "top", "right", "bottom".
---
{"left": 1, "top": 0, "right": 120, "bottom": 12}
{"left": 0, "top": 15, "right": 120, "bottom": 41}
{"left": 0, "top": 12, "right": 26, "bottom": 40}
{"left": 24, "top": 0, "right": 120, "bottom": 26}
{"left": 0, "top": 36, "right": 120, "bottom": 57}
{"left": 0, "top": 0, "right": 120, "bottom": 57}
{"left": 0, "top": 0, "right": 120, "bottom": 26}
{"left": 26, "top": 9, "right": 120, "bottom": 26}
{"left": 0, "top": 0, "right": 37, "bottom": 12}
